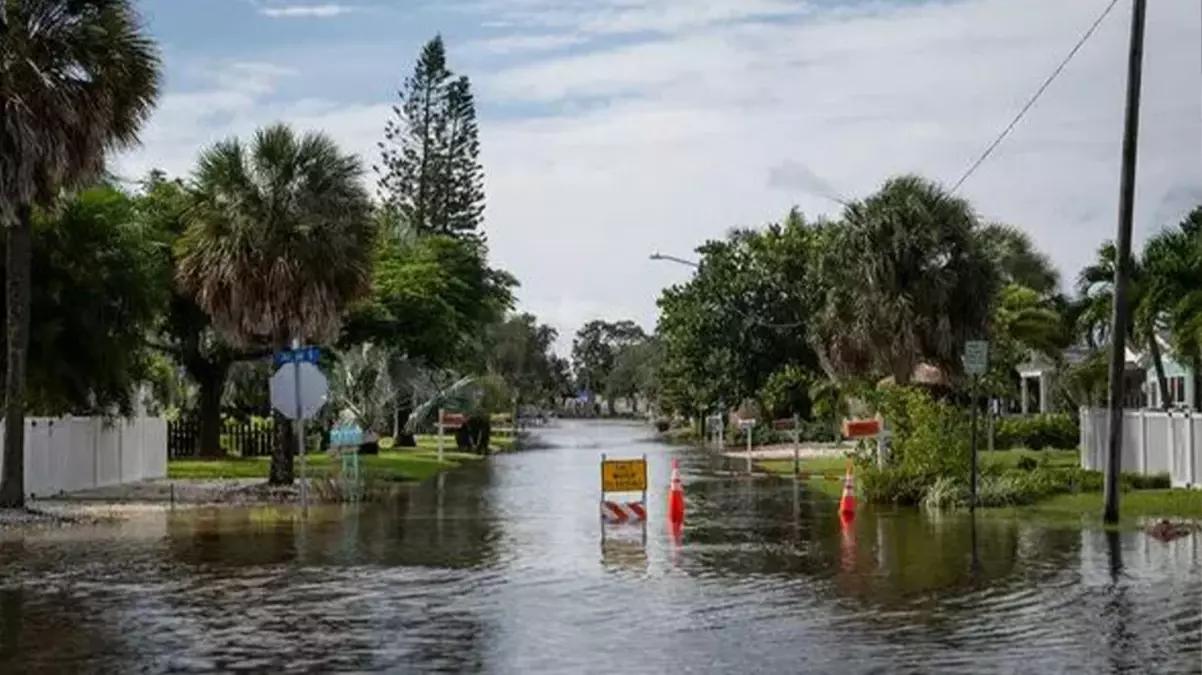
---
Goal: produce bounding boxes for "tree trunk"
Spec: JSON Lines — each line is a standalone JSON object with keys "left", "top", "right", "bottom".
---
{"left": 0, "top": 207, "right": 33, "bottom": 509}
{"left": 269, "top": 336, "right": 295, "bottom": 485}
{"left": 1147, "top": 334, "right": 1170, "bottom": 409}
{"left": 196, "top": 363, "right": 230, "bottom": 457}
{"left": 1192, "top": 353, "right": 1202, "bottom": 411}
{"left": 393, "top": 402, "right": 416, "bottom": 447}
{"left": 270, "top": 410, "right": 296, "bottom": 485}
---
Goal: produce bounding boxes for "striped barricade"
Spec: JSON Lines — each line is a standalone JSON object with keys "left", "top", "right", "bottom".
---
{"left": 600, "top": 500, "right": 647, "bottom": 523}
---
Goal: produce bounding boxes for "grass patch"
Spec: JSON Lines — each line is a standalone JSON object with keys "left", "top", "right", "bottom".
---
{"left": 659, "top": 426, "right": 701, "bottom": 444}
{"left": 169, "top": 448, "right": 483, "bottom": 483}
{"left": 758, "top": 455, "right": 853, "bottom": 498}
{"left": 1023, "top": 489, "right": 1202, "bottom": 521}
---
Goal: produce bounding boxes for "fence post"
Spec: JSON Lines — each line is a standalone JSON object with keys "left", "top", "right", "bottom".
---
{"left": 1169, "top": 411, "right": 1178, "bottom": 486}
{"left": 1190, "top": 411, "right": 1197, "bottom": 487}
{"left": 1139, "top": 408, "right": 1148, "bottom": 474}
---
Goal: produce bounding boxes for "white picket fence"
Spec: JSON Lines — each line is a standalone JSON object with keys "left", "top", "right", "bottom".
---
{"left": 1079, "top": 407, "right": 1202, "bottom": 488}
{"left": 0, "top": 416, "right": 167, "bottom": 498}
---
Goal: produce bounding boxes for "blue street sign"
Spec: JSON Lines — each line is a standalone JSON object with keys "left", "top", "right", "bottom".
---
{"left": 274, "top": 346, "right": 321, "bottom": 368}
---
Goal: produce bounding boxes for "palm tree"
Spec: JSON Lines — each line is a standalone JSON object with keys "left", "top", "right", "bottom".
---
{"left": 815, "top": 174, "right": 999, "bottom": 385}
{"left": 1141, "top": 207, "right": 1202, "bottom": 408}
{"left": 0, "top": 0, "right": 161, "bottom": 508}
{"left": 976, "top": 223, "right": 1060, "bottom": 296}
{"left": 1077, "top": 242, "right": 1170, "bottom": 408}
{"left": 176, "top": 124, "right": 376, "bottom": 484}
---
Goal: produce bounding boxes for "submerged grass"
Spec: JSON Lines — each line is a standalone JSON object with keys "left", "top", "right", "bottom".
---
{"left": 168, "top": 433, "right": 517, "bottom": 483}
{"left": 758, "top": 448, "right": 1202, "bottom": 520}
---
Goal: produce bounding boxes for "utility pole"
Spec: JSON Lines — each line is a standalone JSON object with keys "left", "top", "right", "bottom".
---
{"left": 1103, "top": 0, "right": 1147, "bottom": 525}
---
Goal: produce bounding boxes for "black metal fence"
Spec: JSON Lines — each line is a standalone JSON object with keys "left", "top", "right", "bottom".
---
{"left": 168, "top": 415, "right": 275, "bottom": 459}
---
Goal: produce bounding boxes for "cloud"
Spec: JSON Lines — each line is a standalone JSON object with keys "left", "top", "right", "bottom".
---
{"left": 259, "top": 3, "right": 356, "bottom": 18}
{"left": 119, "top": 0, "right": 1202, "bottom": 354}
{"left": 462, "top": 33, "right": 591, "bottom": 56}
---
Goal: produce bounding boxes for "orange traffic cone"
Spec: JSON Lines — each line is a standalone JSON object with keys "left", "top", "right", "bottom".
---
{"left": 668, "top": 458, "right": 685, "bottom": 525}
{"left": 838, "top": 462, "right": 856, "bottom": 517}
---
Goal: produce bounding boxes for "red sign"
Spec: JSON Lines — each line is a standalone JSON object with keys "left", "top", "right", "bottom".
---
{"left": 773, "top": 418, "right": 796, "bottom": 430}
{"left": 440, "top": 412, "right": 467, "bottom": 429}
{"left": 842, "top": 419, "right": 881, "bottom": 439}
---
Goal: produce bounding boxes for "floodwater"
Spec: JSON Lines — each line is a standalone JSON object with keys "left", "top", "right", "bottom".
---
{"left": 0, "top": 420, "right": 1199, "bottom": 674}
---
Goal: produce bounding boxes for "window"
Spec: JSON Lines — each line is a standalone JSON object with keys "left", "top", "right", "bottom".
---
{"left": 1167, "top": 376, "right": 1187, "bottom": 406}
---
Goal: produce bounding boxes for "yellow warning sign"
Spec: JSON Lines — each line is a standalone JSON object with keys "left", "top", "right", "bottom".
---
{"left": 601, "top": 458, "right": 647, "bottom": 493}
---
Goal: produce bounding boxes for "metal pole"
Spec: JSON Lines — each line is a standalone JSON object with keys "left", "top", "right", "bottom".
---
{"left": 437, "top": 407, "right": 444, "bottom": 464}
{"left": 970, "top": 375, "right": 980, "bottom": 512}
{"left": 792, "top": 413, "right": 801, "bottom": 479}
{"left": 1104, "top": 0, "right": 1147, "bottom": 525}
{"left": 746, "top": 423, "right": 753, "bottom": 475}
{"left": 291, "top": 338, "right": 307, "bottom": 516}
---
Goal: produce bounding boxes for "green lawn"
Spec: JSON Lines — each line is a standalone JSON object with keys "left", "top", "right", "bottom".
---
{"left": 758, "top": 449, "right": 1081, "bottom": 500}
{"left": 1021, "top": 489, "right": 1202, "bottom": 521}
{"left": 169, "top": 449, "right": 480, "bottom": 482}
{"left": 169, "top": 432, "right": 517, "bottom": 483}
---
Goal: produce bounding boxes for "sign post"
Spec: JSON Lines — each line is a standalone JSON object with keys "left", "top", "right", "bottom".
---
{"left": 738, "top": 418, "right": 756, "bottom": 475}
{"left": 963, "top": 340, "right": 990, "bottom": 512}
{"left": 270, "top": 343, "right": 327, "bottom": 516}
{"left": 599, "top": 454, "right": 648, "bottom": 540}
{"left": 437, "top": 410, "right": 466, "bottom": 462}
{"left": 773, "top": 416, "right": 802, "bottom": 478}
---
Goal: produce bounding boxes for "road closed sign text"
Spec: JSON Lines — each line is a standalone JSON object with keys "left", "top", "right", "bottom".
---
{"left": 601, "top": 458, "right": 647, "bottom": 493}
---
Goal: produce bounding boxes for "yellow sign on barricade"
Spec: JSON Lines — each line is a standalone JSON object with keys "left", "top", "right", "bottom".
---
{"left": 599, "top": 453, "right": 648, "bottom": 527}
{"left": 601, "top": 457, "right": 647, "bottom": 493}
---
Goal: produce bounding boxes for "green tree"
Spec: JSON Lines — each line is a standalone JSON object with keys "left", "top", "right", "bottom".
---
{"left": 605, "top": 338, "right": 662, "bottom": 413}
{"left": 976, "top": 223, "right": 1060, "bottom": 296}
{"left": 0, "top": 186, "right": 167, "bottom": 415}
{"left": 341, "top": 224, "right": 515, "bottom": 441}
{"left": 571, "top": 319, "right": 649, "bottom": 414}
{"left": 814, "top": 174, "right": 999, "bottom": 386}
{"left": 0, "top": 0, "right": 161, "bottom": 507}
{"left": 1140, "top": 206, "right": 1202, "bottom": 407}
{"left": 481, "top": 313, "right": 559, "bottom": 408}
{"left": 1077, "top": 241, "right": 1170, "bottom": 407}
{"left": 137, "top": 172, "right": 271, "bottom": 457}
{"left": 656, "top": 209, "right": 827, "bottom": 419}
{"left": 377, "top": 35, "right": 484, "bottom": 239}
{"left": 176, "top": 124, "right": 376, "bottom": 485}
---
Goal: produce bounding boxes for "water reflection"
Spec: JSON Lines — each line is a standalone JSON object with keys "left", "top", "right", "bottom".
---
{"left": 0, "top": 421, "right": 1197, "bottom": 674}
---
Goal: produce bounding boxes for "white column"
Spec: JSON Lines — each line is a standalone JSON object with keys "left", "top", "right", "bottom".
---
{"left": 1139, "top": 409, "right": 1148, "bottom": 474}
{"left": 1039, "top": 373, "right": 1050, "bottom": 414}
{"left": 1020, "top": 378, "right": 1029, "bottom": 415}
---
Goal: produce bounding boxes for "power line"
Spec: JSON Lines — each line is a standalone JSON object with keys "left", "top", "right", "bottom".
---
{"left": 950, "top": 0, "right": 1123, "bottom": 194}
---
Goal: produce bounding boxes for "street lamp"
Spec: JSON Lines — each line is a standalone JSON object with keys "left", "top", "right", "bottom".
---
{"left": 649, "top": 252, "right": 700, "bottom": 268}
{"left": 648, "top": 251, "right": 804, "bottom": 330}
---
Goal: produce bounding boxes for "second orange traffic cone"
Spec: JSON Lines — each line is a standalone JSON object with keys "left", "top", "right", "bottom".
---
{"left": 668, "top": 458, "right": 685, "bottom": 525}
{"left": 838, "top": 462, "right": 856, "bottom": 517}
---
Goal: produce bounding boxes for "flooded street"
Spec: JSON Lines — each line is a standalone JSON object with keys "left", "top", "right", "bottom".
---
{"left": 1, "top": 420, "right": 1200, "bottom": 674}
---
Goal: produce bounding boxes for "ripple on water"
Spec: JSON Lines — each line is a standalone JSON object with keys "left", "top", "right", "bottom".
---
{"left": 2, "top": 424, "right": 1202, "bottom": 674}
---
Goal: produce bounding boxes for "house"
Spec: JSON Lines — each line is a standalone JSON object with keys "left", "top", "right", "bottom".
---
{"left": 1141, "top": 347, "right": 1196, "bottom": 410}
{"left": 1015, "top": 345, "right": 1146, "bottom": 414}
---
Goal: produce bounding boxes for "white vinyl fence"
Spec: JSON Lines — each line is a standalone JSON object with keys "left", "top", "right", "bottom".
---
{"left": 0, "top": 416, "right": 167, "bottom": 499}
{"left": 1080, "top": 407, "right": 1202, "bottom": 488}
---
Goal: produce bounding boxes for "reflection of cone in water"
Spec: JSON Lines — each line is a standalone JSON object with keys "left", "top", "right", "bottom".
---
{"left": 668, "top": 519, "right": 684, "bottom": 567}
{"left": 839, "top": 510, "right": 856, "bottom": 573}
{"left": 838, "top": 463, "right": 856, "bottom": 517}
{"left": 668, "top": 458, "right": 685, "bottom": 525}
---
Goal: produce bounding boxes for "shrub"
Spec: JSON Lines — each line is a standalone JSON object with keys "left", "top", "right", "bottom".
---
{"left": 1016, "top": 456, "right": 1039, "bottom": 471}
{"left": 861, "top": 465, "right": 933, "bottom": 506}
{"left": 995, "top": 413, "right": 1078, "bottom": 450}
{"left": 921, "top": 476, "right": 968, "bottom": 510}
{"left": 654, "top": 419, "right": 671, "bottom": 433}
{"left": 875, "top": 386, "right": 971, "bottom": 478}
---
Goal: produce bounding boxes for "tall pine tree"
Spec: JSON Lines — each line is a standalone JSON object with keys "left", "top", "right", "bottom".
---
{"left": 377, "top": 36, "right": 485, "bottom": 239}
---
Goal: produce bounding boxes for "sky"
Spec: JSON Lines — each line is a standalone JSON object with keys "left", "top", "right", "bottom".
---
{"left": 118, "top": 0, "right": 1202, "bottom": 356}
